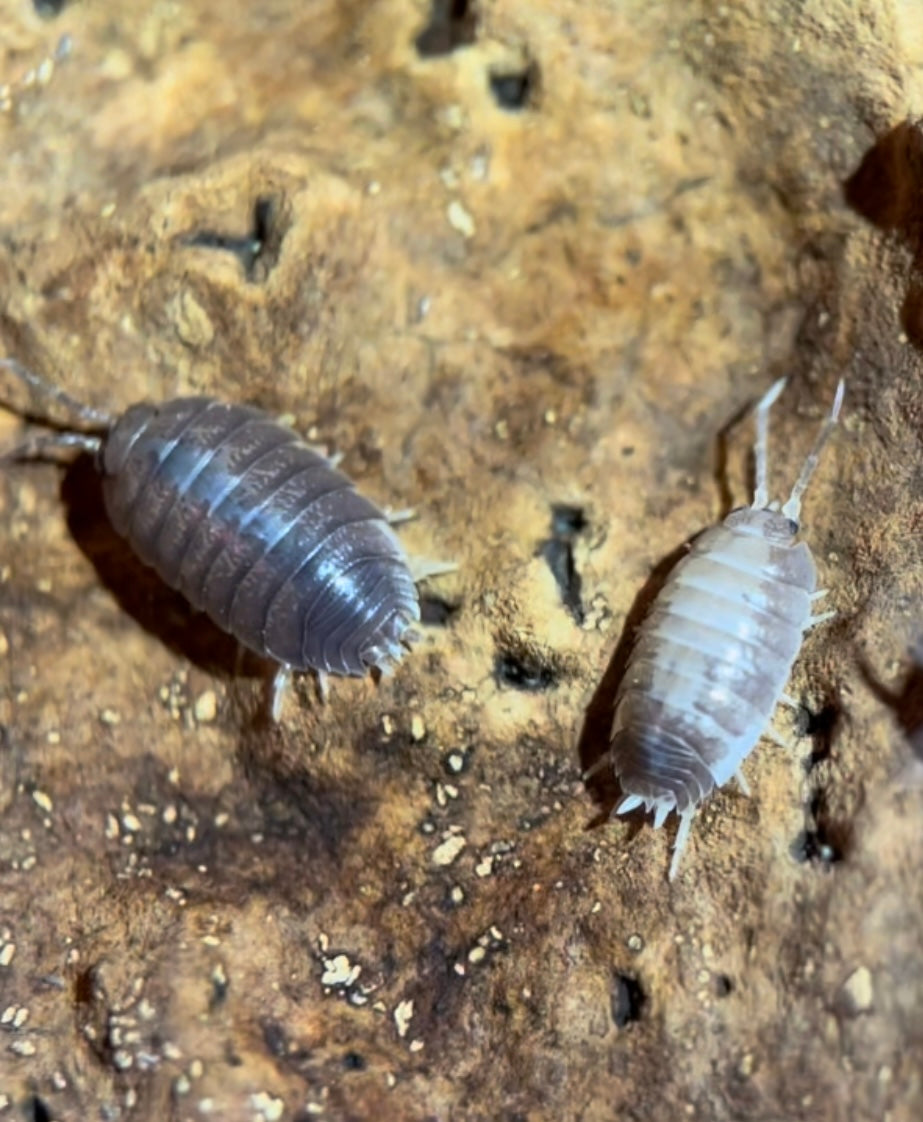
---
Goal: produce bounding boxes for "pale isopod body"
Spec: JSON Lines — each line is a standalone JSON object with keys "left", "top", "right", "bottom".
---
{"left": 1, "top": 360, "right": 445, "bottom": 719}
{"left": 603, "top": 377, "right": 844, "bottom": 879}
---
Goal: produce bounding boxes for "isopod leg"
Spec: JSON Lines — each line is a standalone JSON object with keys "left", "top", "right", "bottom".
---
{"left": 805, "top": 609, "right": 836, "bottom": 629}
{"left": 668, "top": 806, "right": 696, "bottom": 881}
{"left": 384, "top": 507, "right": 417, "bottom": 525}
{"left": 1, "top": 430, "right": 102, "bottom": 462}
{"left": 270, "top": 664, "right": 293, "bottom": 722}
{"left": 407, "top": 556, "right": 458, "bottom": 582}
{"left": 583, "top": 753, "right": 613, "bottom": 783}
{"left": 779, "top": 692, "right": 798, "bottom": 709}
{"left": 735, "top": 768, "right": 751, "bottom": 796}
{"left": 315, "top": 669, "right": 329, "bottom": 704}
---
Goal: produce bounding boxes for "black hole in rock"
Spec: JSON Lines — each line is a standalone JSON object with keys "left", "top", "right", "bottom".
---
{"left": 210, "top": 969, "right": 229, "bottom": 1009}
{"left": 537, "top": 503, "right": 586, "bottom": 623}
{"left": 34, "top": 0, "right": 67, "bottom": 16}
{"left": 796, "top": 701, "right": 839, "bottom": 768}
{"left": 415, "top": 0, "right": 476, "bottom": 57}
{"left": 488, "top": 62, "right": 539, "bottom": 110}
{"left": 343, "top": 1050, "right": 366, "bottom": 1071}
{"left": 494, "top": 650, "right": 558, "bottom": 692}
{"left": 183, "top": 194, "right": 286, "bottom": 281}
{"left": 419, "top": 594, "right": 461, "bottom": 626}
{"left": 538, "top": 539, "right": 584, "bottom": 623}
{"left": 72, "top": 966, "right": 94, "bottom": 1007}
{"left": 550, "top": 503, "right": 586, "bottom": 536}
{"left": 23, "top": 1098, "right": 52, "bottom": 1122}
{"left": 792, "top": 791, "right": 848, "bottom": 866}
{"left": 714, "top": 974, "right": 733, "bottom": 998}
{"left": 611, "top": 972, "right": 645, "bottom": 1027}
{"left": 261, "top": 1018, "right": 288, "bottom": 1058}
{"left": 791, "top": 828, "right": 841, "bottom": 866}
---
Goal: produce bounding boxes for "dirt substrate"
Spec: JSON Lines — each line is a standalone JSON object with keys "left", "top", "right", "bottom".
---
{"left": 1, "top": 2, "right": 922, "bottom": 1120}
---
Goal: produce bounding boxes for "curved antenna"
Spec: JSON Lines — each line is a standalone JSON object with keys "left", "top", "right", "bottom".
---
{"left": 781, "top": 380, "right": 845, "bottom": 524}
{"left": 751, "top": 377, "right": 786, "bottom": 509}
{"left": 0, "top": 357, "right": 113, "bottom": 429}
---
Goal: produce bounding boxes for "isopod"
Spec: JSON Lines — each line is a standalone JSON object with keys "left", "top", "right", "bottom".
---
{"left": 599, "top": 377, "right": 844, "bottom": 879}
{"left": 1, "top": 358, "right": 449, "bottom": 719}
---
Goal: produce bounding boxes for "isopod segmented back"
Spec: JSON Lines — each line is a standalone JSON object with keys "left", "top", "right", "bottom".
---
{"left": 602, "top": 377, "right": 844, "bottom": 879}
{"left": 1, "top": 359, "right": 448, "bottom": 719}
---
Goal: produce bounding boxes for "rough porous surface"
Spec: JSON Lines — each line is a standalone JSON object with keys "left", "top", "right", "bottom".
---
{"left": 1, "top": 2, "right": 921, "bottom": 1120}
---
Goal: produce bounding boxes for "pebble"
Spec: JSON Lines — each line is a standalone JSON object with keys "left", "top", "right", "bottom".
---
{"left": 193, "top": 690, "right": 218, "bottom": 723}
{"left": 840, "top": 966, "right": 874, "bottom": 1014}
{"left": 432, "top": 835, "right": 466, "bottom": 866}
{"left": 31, "top": 790, "right": 53, "bottom": 813}
{"left": 447, "top": 200, "right": 475, "bottom": 238}
{"left": 250, "top": 1092, "right": 284, "bottom": 1121}
{"left": 393, "top": 998, "right": 413, "bottom": 1038}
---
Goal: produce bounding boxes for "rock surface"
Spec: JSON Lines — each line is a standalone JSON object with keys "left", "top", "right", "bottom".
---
{"left": 0, "top": 2, "right": 921, "bottom": 1120}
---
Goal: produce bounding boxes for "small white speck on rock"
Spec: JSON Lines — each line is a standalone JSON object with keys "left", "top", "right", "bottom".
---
{"left": 839, "top": 966, "right": 874, "bottom": 1014}
{"left": 447, "top": 200, "right": 475, "bottom": 238}
{"left": 393, "top": 998, "right": 414, "bottom": 1038}
{"left": 432, "top": 835, "right": 466, "bottom": 866}
{"left": 193, "top": 690, "right": 218, "bottom": 723}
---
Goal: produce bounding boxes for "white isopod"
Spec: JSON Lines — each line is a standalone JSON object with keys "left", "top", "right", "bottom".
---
{"left": 599, "top": 377, "right": 844, "bottom": 879}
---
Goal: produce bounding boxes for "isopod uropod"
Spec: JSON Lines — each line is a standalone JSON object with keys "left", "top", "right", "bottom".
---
{"left": 600, "top": 377, "right": 844, "bottom": 879}
{"left": 0, "top": 358, "right": 449, "bottom": 719}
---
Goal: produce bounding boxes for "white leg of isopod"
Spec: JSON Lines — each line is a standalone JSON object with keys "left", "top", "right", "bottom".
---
{"left": 1, "top": 430, "right": 103, "bottom": 462}
{"left": 668, "top": 806, "right": 696, "bottom": 881}
{"left": 805, "top": 610, "right": 837, "bottom": 629}
{"left": 384, "top": 507, "right": 417, "bottom": 525}
{"left": 315, "top": 669, "right": 330, "bottom": 704}
{"left": 408, "top": 557, "right": 459, "bottom": 582}
{"left": 779, "top": 692, "right": 799, "bottom": 709}
{"left": 810, "top": 589, "right": 828, "bottom": 601}
{"left": 765, "top": 726, "right": 791, "bottom": 749}
{"left": 652, "top": 800, "right": 671, "bottom": 830}
{"left": 270, "top": 664, "right": 293, "bottom": 722}
{"left": 615, "top": 793, "right": 644, "bottom": 815}
{"left": 582, "top": 754, "right": 612, "bottom": 783}
{"left": 400, "top": 627, "right": 423, "bottom": 651}
{"left": 735, "top": 769, "right": 751, "bottom": 796}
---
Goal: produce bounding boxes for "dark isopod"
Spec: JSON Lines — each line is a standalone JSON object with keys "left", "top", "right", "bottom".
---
{"left": 1, "top": 359, "right": 451, "bottom": 718}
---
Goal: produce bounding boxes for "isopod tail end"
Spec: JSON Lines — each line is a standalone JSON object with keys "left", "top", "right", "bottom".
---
{"left": 668, "top": 806, "right": 697, "bottom": 881}
{"left": 615, "top": 792, "right": 644, "bottom": 815}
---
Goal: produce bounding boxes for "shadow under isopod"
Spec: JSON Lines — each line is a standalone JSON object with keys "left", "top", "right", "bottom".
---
{"left": 59, "top": 454, "right": 258, "bottom": 682}
{"left": 858, "top": 647, "right": 923, "bottom": 768}
{"left": 576, "top": 537, "right": 694, "bottom": 831}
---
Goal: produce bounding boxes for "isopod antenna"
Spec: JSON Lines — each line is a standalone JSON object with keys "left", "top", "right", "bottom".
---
{"left": 752, "top": 377, "right": 786, "bottom": 510}
{"left": 0, "top": 356, "right": 111, "bottom": 460}
{"left": 781, "top": 379, "right": 845, "bottom": 525}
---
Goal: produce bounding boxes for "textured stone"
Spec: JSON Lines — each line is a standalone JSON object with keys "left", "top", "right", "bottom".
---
{"left": 0, "top": 2, "right": 922, "bottom": 1121}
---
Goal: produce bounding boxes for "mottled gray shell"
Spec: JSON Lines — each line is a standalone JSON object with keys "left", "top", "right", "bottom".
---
{"left": 611, "top": 510, "right": 815, "bottom": 811}
{"left": 604, "top": 377, "right": 843, "bottom": 879}
{"left": 99, "top": 397, "right": 420, "bottom": 677}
